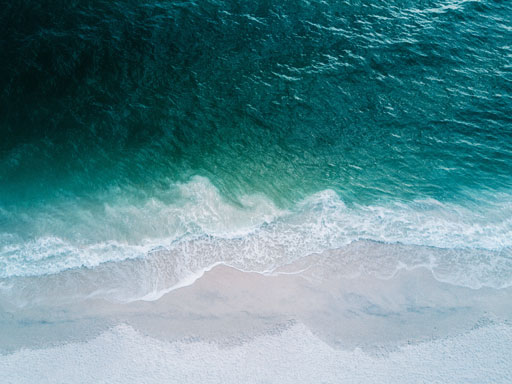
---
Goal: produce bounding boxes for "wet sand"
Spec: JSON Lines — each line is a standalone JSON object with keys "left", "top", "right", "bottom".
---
{"left": 1, "top": 252, "right": 512, "bottom": 382}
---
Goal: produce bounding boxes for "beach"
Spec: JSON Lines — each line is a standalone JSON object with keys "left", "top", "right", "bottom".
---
{"left": 2, "top": 245, "right": 511, "bottom": 383}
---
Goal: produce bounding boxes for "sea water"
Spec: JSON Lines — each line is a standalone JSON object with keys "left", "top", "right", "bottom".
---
{"left": 1, "top": 0, "right": 512, "bottom": 381}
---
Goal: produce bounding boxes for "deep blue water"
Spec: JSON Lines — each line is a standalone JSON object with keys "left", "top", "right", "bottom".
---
{"left": 1, "top": 0, "right": 511, "bottom": 289}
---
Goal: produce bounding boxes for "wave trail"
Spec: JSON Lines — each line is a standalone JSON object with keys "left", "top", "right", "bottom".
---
{"left": 1, "top": 177, "right": 512, "bottom": 296}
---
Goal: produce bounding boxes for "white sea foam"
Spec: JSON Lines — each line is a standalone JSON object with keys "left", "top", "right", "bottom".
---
{"left": 1, "top": 176, "right": 512, "bottom": 291}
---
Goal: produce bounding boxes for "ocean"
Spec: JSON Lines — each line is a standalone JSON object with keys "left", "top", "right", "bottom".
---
{"left": 1, "top": 0, "right": 512, "bottom": 381}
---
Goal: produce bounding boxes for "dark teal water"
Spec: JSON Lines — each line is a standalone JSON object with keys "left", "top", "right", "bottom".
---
{"left": 1, "top": 0, "right": 512, "bottom": 284}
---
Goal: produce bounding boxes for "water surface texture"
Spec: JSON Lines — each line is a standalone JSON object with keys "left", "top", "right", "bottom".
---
{"left": 1, "top": 0, "right": 512, "bottom": 296}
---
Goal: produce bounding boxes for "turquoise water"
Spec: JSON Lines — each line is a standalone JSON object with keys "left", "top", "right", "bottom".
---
{"left": 1, "top": 0, "right": 512, "bottom": 291}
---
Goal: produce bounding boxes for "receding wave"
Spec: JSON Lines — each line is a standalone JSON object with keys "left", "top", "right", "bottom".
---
{"left": 1, "top": 176, "right": 511, "bottom": 301}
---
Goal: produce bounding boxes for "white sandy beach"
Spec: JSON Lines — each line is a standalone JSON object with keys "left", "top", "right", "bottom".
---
{"left": 1, "top": 247, "right": 511, "bottom": 383}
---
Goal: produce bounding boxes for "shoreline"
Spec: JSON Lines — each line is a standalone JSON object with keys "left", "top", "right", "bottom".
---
{"left": 1, "top": 253, "right": 512, "bottom": 382}
{"left": 2, "top": 254, "right": 512, "bottom": 350}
